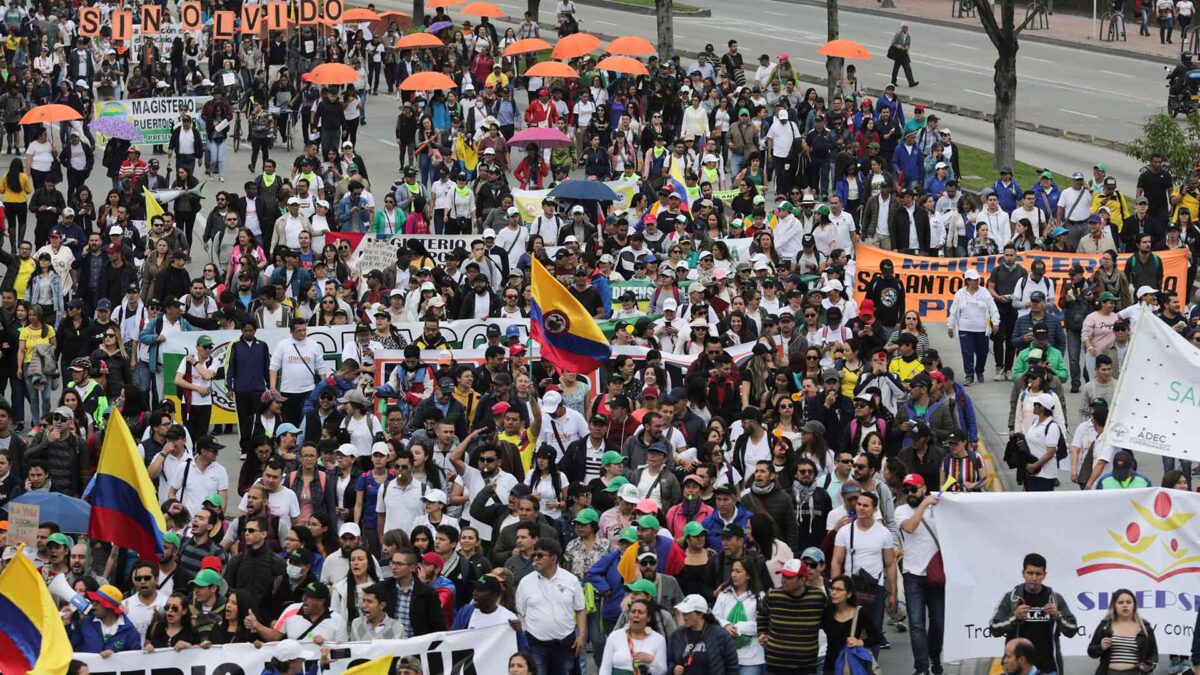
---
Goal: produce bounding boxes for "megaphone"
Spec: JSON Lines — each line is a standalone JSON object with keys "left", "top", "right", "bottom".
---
{"left": 48, "top": 573, "right": 91, "bottom": 614}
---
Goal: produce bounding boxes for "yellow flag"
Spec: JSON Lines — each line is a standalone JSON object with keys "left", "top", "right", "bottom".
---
{"left": 144, "top": 186, "right": 165, "bottom": 223}
{"left": 343, "top": 655, "right": 394, "bottom": 675}
{"left": 940, "top": 476, "right": 958, "bottom": 492}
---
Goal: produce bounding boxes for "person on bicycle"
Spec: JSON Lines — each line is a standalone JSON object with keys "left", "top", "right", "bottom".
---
{"left": 269, "top": 69, "right": 297, "bottom": 148}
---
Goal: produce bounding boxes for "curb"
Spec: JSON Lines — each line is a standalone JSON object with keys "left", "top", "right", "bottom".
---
{"left": 574, "top": 0, "right": 711, "bottom": 15}
{"left": 785, "top": 0, "right": 1175, "bottom": 66}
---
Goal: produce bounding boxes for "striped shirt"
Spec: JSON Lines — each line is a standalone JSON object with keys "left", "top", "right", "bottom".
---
{"left": 760, "top": 584, "right": 827, "bottom": 670}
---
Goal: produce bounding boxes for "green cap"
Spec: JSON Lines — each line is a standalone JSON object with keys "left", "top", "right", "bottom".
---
{"left": 737, "top": 108, "right": 750, "bottom": 116}
{"left": 1099, "top": 291, "right": 1119, "bottom": 303}
{"left": 775, "top": 200, "right": 793, "bottom": 212}
{"left": 163, "top": 532, "right": 182, "bottom": 549}
{"left": 1094, "top": 163, "right": 1107, "bottom": 172}
{"left": 196, "top": 335, "right": 214, "bottom": 347}
{"left": 636, "top": 514, "right": 660, "bottom": 529}
{"left": 1039, "top": 171, "right": 1054, "bottom": 179}
{"left": 47, "top": 533, "right": 72, "bottom": 548}
{"left": 682, "top": 521, "right": 706, "bottom": 537}
{"left": 191, "top": 569, "right": 222, "bottom": 587}
{"left": 603, "top": 476, "right": 631, "bottom": 492}
{"left": 204, "top": 493, "right": 224, "bottom": 508}
{"left": 816, "top": 204, "right": 831, "bottom": 216}
{"left": 752, "top": 195, "right": 766, "bottom": 205}
{"left": 618, "top": 526, "right": 638, "bottom": 543}
{"left": 1028, "top": 348, "right": 1045, "bottom": 361}
{"left": 574, "top": 508, "right": 599, "bottom": 525}
{"left": 601, "top": 451, "right": 624, "bottom": 466}
{"left": 625, "top": 579, "right": 657, "bottom": 595}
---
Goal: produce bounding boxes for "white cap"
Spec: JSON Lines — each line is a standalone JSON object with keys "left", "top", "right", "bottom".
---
{"left": 274, "top": 640, "right": 304, "bottom": 662}
{"left": 483, "top": 147, "right": 496, "bottom": 154}
{"left": 599, "top": 253, "right": 615, "bottom": 264}
{"left": 482, "top": 228, "right": 497, "bottom": 238}
{"left": 778, "top": 110, "right": 789, "bottom": 120}
{"left": 675, "top": 594, "right": 709, "bottom": 615}
{"left": 570, "top": 205, "right": 585, "bottom": 215}
{"left": 61, "top": 207, "right": 74, "bottom": 217}
{"left": 935, "top": 161, "right": 948, "bottom": 170}
{"left": 753, "top": 259, "right": 771, "bottom": 271}
{"left": 316, "top": 199, "right": 330, "bottom": 209}
{"left": 663, "top": 298, "right": 679, "bottom": 312}
{"left": 1137, "top": 285, "right": 1157, "bottom": 299}
{"left": 964, "top": 269, "right": 981, "bottom": 281}
{"left": 422, "top": 488, "right": 449, "bottom": 504}
{"left": 200, "top": 78, "right": 214, "bottom": 87}
{"left": 618, "top": 483, "right": 642, "bottom": 504}
{"left": 75, "top": 78, "right": 88, "bottom": 88}
{"left": 337, "top": 443, "right": 358, "bottom": 456}
{"left": 1033, "top": 392, "right": 1057, "bottom": 411}
{"left": 342, "top": 141, "right": 354, "bottom": 148}
{"left": 543, "top": 391, "right": 563, "bottom": 410}
{"left": 287, "top": 196, "right": 301, "bottom": 205}
{"left": 564, "top": 235, "right": 579, "bottom": 244}
{"left": 507, "top": 206, "right": 520, "bottom": 217}
{"left": 703, "top": 153, "right": 717, "bottom": 163}
{"left": 108, "top": 225, "right": 123, "bottom": 235}
{"left": 338, "top": 522, "right": 362, "bottom": 538}
{"left": 156, "top": 80, "right": 169, "bottom": 89}
{"left": 389, "top": 288, "right": 404, "bottom": 297}
{"left": 688, "top": 282, "right": 705, "bottom": 294}
{"left": 699, "top": 250, "right": 713, "bottom": 259}
{"left": 370, "top": 441, "right": 390, "bottom": 456}
{"left": 821, "top": 279, "right": 844, "bottom": 293}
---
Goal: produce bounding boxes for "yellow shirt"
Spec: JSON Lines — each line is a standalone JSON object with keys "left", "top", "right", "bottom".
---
{"left": 1172, "top": 185, "right": 1200, "bottom": 222}
{"left": 12, "top": 256, "right": 33, "bottom": 298}
{"left": 888, "top": 356, "right": 926, "bottom": 385}
{"left": 19, "top": 324, "right": 54, "bottom": 364}
{"left": 485, "top": 73, "right": 510, "bottom": 90}
{"left": 499, "top": 429, "right": 536, "bottom": 474}
{"left": 1090, "top": 190, "right": 1131, "bottom": 227}
{"left": 1, "top": 172, "right": 32, "bottom": 204}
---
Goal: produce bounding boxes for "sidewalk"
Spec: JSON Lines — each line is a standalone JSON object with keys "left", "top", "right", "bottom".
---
{"left": 804, "top": 0, "right": 1183, "bottom": 63}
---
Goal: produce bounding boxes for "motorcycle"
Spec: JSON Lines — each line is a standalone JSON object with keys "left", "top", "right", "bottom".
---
{"left": 1166, "top": 53, "right": 1200, "bottom": 116}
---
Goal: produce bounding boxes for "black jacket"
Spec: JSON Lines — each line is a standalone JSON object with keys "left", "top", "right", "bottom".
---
{"left": 225, "top": 542, "right": 287, "bottom": 619}
{"left": 793, "top": 484, "right": 833, "bottom": 553}
{"left": 1086, "top": 619, "right": 1157, "bottom": 675}
{"left": 560, "top": 437, "right": 615, "bottom": 484}
{"left": 391, "top": 578, "right": 447, "bottom": 636}
{"left": 740, "top": 483, "right": 799, "bottom": 556}
{"left": 892, "top": 206, "right": 932, "bottom": 252}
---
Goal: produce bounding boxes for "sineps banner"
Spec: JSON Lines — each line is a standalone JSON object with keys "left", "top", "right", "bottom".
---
{"left": 1101, "top": 312, "right": 1200, "bottom": 461}
{"left": 939, "top": 489, "right": 1200, "bottom": 660}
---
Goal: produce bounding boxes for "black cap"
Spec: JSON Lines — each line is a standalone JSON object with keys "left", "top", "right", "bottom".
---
{"left": 1032, "top": 322, "right": 1049, "bottom": 337}
{"left": 302, "top": 582, "right": 330, "bottom": 601}
{"left": 196, "top": 436, "right": 224, "bottom": 451}
{"left": 945, "top": 428, "right": 966, "bottom": 443}
{"left": 288, "top": 548, "right": 314, "bottom": 566}
{"left": 486, "top": 324, "right": 502, "bottom": 337}
{"left": 721, "top": 524, "right": 746, "bottom": 538}
{"left": 742, "top": 406, "right": 762, "bottom": 422}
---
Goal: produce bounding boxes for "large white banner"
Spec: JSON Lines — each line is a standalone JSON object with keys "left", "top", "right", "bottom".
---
{"left": 939, "top": 489, "right": 1200, "bottom": 660}
{"left": 1101, "top": 313, "right": 1199, "bottom": 460}
{"left": 75, "top": 624, "right": 517, "bottom": 675}
{"left": 93, "top": 96, "right": 212, "bottom": 147}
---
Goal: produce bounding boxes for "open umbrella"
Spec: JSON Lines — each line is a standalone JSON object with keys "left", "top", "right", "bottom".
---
{"left": 10, "top": 492, "right": 91, "bottom": 533}
{"left": 525, "top": 60, "right": 579, "bottom": 79}
{"left": 400, "top": 71, "right": 459, "bottom": 91}
{"left": 20, "top": 103, "right": 82, "bottom": 125}
{"left": 426, "top": 20, "right": 455, "bottom": 32}
{"left": 306, "top": 63, "right": 360, "bottom": 85}
{"left": 605, "top": 35, "right": 655, "bottom": 56}
{"left": 552, "top": 32, "right": 600, "bottom": 59}
{"left": 427, "top": 0, "right": 465, "bottom": 7}
{"left": 596, "top": 55, "right": 648, "bottom": 76}
{"left": 89, "top": 117, "right": 143, "bottom": 141}
{"left": 340, "top": 7, "right": 381, "bottom": 21}
{"left": 395, "top": 33, "right": 444, "bottom": 49}
{"left": 503, "top": 37, "right": 552, "bottom": 57}
{"left": 817, "top": 39, "right": 872, "bottom": 60}
{"left": 550, "top": 180, "right": 619, "bottom": 201}
{"left": 461, "top": 1, "right": 504, "bottom": 17}
{"left": 510, "top": 127, "right": 573, "bottom": 148}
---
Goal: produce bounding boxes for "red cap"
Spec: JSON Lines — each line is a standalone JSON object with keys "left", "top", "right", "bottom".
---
{"left": 492, "top": 401, "right": 511, "bottom": 416}
{"left": 928, "top": 371, "right": 946, "bottom": 384}
{"left": 200, "top": 556, "right": 223, "bottom": 573}
{"left": 779, "top": 559, "right": 809, "bottom": 578}
{"left": 106, "top": 243, "right": 122, "bottom": 254}
{"left": 872, "top": 350, "right": 889, "bottom": 361}
{"left": 510, "top": 343, "right": 527, "bottom": 356}
{"left": 858, "top": 299, "right": 875, "bottom": 322}
{"left": 422, "top": 552, "right": 445, "bottom": 568}
{"left": 49, "top": 231, "right": 61, "bottom": 238}
{"left": 642, "top": 386, "right": 660, "bottom": 399}
{"left": 902, "top": 473, "right": 926, "bottom": 487}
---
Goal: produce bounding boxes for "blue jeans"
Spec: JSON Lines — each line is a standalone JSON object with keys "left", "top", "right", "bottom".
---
{"left": 585, "top": 610, "right": 605, "bottom": 668}
{"left": 729, "top": 153, "right": 746, "bottom": 178}
{"left": 418, "top": 152, "right": 433, "bottom": 186}
{"left": 958, "top": 331, "right": 989, "bottom": 378}
{"left": 1066, "top": 329, "right": 1084, "bottom": 387}
{"left": 529, "top": 631, "right": 576, "bottom": 675}
{"left": 818, "top": 159, "right": 835, "bottom": 198}
{"left": 22, "top": 363, "right": 51, "bottom": 426}
{"left": 1025, "top": 475, "right": 1057, "bottom": 492}
{"left": 867, "top": 583, "right": 886, "bottom": 658}
{"left": 740, "top": 667, "right": 765, "bottom": 675}
{"left": 0, "top": 371, "right": 26, "bottom": 423}
{"left": 1163, "top": 457, "right": 1194, "bottom": 489}
{"left": 904, "top": 572, "right": 945, "bottom": 675}
{"left": 207, "top": 139, "right": 228, "bottom": 176}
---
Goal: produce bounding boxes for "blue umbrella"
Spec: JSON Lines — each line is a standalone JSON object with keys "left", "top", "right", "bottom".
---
{"left": 427, "top": 20, "right": 454, "bottom": 32}
{"left": 10, "top": 491, "right": 91, "bottom": 533}
{"left": 549, "top": 180, "right": 619, "bottom": 202}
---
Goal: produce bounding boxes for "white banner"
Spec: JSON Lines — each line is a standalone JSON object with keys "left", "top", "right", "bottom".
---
{"left": 939, "top": 489, "right": 1200, "bottom": 660}
{"left": 1102, "top": 313, "right": 1199, "bottom": 460}
{"left": 75, "top": 624, "right": 517, "bottom": 675}
{"left": 93, "top": 96, "right": 213, "bottom": 147}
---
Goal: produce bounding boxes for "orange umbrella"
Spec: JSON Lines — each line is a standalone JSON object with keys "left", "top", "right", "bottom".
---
{"left": 340, "top": 7, "right": 381, "bottom": 21}
{"left": 461, "top": 1, "right": 504, "bottom": 17}
{"left": 427, "top": 0, "right": 464, "bottom": 7}
{"left": 526, "top": 60, "right": 579, "bottom": 79}
{"left": 551, "top": 32, "right": 600, "bottom": 59}
{"left": 400, "top": 71, "right": 459, "bottom": 90}
{"left": 306, "top": 63, "right": 360, "bottom": 85}
{"left": 20, "top": 103, "right": 82, "bottom": 125}
{"left": 596, "top": 55, "right": 648, "bottom": 76}
{"left": 502, "top": 37, "right": 552, "bottom": 57}
{"left": 395, "top": 32, "right": 445, "bottom": 49}
{"left": 605, "top": 35, "right": 655, "bottom": 56}
{"left": 817, "top": 39, "right": 872, "bottom": 60}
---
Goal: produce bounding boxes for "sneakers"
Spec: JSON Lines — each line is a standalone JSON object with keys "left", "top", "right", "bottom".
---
{"left": 1070, "top": 383, "right": 1081, "bottom": 393}
{"left": 976, "top": 371, "right": 986, "bottom": 383}
{"left": 14, "top": 422, "right": 23, "bottom": 433}
{"left": 1005, "top": 369, "right": 1013, "bottom": 380}
{"left": 964, "top": 376, "right": 974, "bottom": 385}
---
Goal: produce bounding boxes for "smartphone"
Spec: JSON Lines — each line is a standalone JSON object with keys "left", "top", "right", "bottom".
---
{"left": 329, "top": 648, "right": 352, "bottom": 660}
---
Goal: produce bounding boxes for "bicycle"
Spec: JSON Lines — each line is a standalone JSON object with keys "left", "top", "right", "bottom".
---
{"left": 232, "top": 108, "right": 243, "bottom": 153}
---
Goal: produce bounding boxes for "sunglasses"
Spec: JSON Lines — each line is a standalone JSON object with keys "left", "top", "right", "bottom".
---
{"left": 245, "top": 528, "right": 262, "bottom": 534}
{"left": 797, "top": 469, "right": 815, "bottom": 476}
{"left": 903, "top": 486, "right": 922, "bottom": 494}
{"left": 478, "top": 456, "right": 497, "bottom": 463}
{"left": 134, "top": 575, "right": 154, "bottom": 582}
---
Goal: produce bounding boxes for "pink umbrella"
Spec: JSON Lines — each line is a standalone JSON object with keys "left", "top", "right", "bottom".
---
{"left": 510, "top": 127, "right": 572, "bottom": 149}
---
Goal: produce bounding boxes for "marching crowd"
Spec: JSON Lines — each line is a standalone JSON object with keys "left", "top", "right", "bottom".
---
{"left": 0, "top": 2, "right": 1197, "bottom": 675}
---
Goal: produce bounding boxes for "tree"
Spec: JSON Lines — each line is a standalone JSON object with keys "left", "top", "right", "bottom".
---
{"left": 825, "top": 0, "right": 842, "bottom": 102}
{"left": 415, "top": 0, "right": 426, "bottom": 27}
{"left": 1126, "top": 112, "right": 1200, "bottom": 176}
{"left": 973, "top": 0, "right": 1045, "bottom": 172}
{"left": 656, "top": 0, "right": 673, "bottom": 59}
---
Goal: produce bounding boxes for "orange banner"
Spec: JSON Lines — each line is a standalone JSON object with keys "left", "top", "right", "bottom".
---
{"left": 111, "top": 11, "right": 133, "bottom": 41}
{"left": 241, "top": 4, "right": 264, "bottom": 33}
{"left": 852, "top": 245, "right": 1190, "bottom": 322}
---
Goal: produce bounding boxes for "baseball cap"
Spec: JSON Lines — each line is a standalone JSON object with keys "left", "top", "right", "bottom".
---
{"left": 636, "top": 514, "right": 660, "bottom": 529}
{"left": 574, "top": 508, "right": 599, "bottom": 525}
{"left": 902, "top": 473, "right": 926, "bottom": 487}
{"left": 682, "top": 521, "right": 706, "bottom": 538}
{"left": 779, "top": 559, "right": 809, "bottom": 578}
{"left": 191, "top": 569, "right": 222, "bottom": 587}
{"left": 618, "top": 483, "right": 642, "bottom": 504}
{"left": 676, "top": 594, "right": 709, "bottom": 614}
{"left": 617, "top": 526, "right": 639, "bottom": 543}
{"left": 603, "top": 476, "right": 631, "bottom": 492}
{"left": 626, "top": 578, "right": 657, "bottom": 594}
{"left": 800, "top": 547, "right": 825, "bottom": 564}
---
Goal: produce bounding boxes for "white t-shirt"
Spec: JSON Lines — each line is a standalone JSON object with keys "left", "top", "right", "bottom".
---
{"left": 269, "top": 336, "right": 328, "bottom": 394}
{"left": 894, "top": 503, "right": 938, "bottom": 576}
{"left": 530, "top": 471, "right": 568, "bottom": 519}
{"left": 516, "top": 566, "right": 586, "bottom": 641}
{"left": 122, "top": 593, "right": 166, "bottom": 639}
{"left": 537, "top": 408, "right": 588, "bottom": 461}
{"left": 460, "top": 468, "right": 518, "bottom": 540}
{"left": 277, "top": 603, "right": 348, "bottom": 641}
{"left": 176, "top": 354, "right": 218, "bottom": 406}
{"left": 467, "top": 604, "right": 519, "bottom": 629}
{"left": 238, "top": 482, "right": 300, "bottom": 530}
{"left": 167, "top": 457, "right": 229, "bottom": 516}
{"left": 834, "top": 520, "right": 893, "bottom": 583}
{"left": 375, "top": 477, "right": 425, "bottom": 531}
{"left": 1025, "top": 416, "right": 1062, "bottom": 480}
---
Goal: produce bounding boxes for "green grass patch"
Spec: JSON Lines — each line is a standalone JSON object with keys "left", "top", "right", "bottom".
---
{"left": 599, "top": 0, "right": 701, "bottom": 11}
{"left": 955, "top": 143, "right": 1070, "bottom": 193}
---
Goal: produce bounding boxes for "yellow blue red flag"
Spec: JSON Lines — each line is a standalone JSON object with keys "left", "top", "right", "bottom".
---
{"left": 0, "top": 554, "right": 73, "bottom": 674}
{"left": 86, "top": 409, "right": 168, "bottom": 562}
{"left": 530, "top": 257, "right": 611, "bottom": 373}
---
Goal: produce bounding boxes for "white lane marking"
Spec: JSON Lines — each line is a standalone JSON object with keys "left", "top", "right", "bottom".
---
{"left": 964, "top": 88, "right": 993, "bottom": 97}
{"left": 792, "top": 56, "right": 824, "bottom": 64}
{"left": 592, "top": 19, "right": 618, "bottom": 25}
{"left": 763, "top": 9, "right": 788, "bottom": 15}
{"left": 1100, "top": 69, "right": 1136, "bottom": 78}
{"left": 1023, "top": 55, "right": 1054, "bottom": 63}
{"left": 1059, "top": 108, "right": 1100, "bottom": 118}
{"left": 948, "top": 42, "right": 978, "bottom": 49}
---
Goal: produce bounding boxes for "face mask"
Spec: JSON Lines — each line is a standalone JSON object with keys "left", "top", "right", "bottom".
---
{"left": 286, "top": 564, "right": 305, "bottom": 580}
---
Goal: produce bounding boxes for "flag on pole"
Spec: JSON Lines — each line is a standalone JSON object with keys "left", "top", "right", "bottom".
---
{"left": 144, "top": 186, "right": 165, "bottom": 223}
{"left": 529, "top": 257, "right": 611, "bottom": 373}
{"left": 0, "top": 555, "right": 73, "bottom": 675}
{"left": 85, "top": 409, "right": 168, "bottom": 561}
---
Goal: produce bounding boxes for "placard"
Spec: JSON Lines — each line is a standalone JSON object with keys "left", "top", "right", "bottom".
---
{"left": 140, "top": 5, "right": 162, "bottom": 33}
{"left": 7, "top": 502, "right": 39, "bottom": 550}
{"left": 213, "top": 10, "right": 236, "bottom": 39}
{"left": 266, "top": 1, "right": 289, "bottom": 30}
{"left": 180, "top": 1, "right": 203, "bottom": 30}
{"left": 241, "top": 4, "right": 264, "bottom": 33}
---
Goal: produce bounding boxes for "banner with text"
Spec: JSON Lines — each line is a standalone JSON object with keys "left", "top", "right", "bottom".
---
{"left": 853, "top": 246, "right": 1189, "bottom": 322}
{"left": 326, "top": 232, "right": 479, "bottom": 266}
{"left": 1101, "top": 311, "right": 1200, "bottom": 460}
{"left": 76, "top": 624, "right": 517, "bottom": 675}
{"left": 93, "top": 96, "right": 212, "bottom": 147}
{"left": 939, "top": 489, "right": 1200, "bottom": 660}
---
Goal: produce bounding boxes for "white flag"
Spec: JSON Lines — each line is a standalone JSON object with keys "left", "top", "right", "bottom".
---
{"left": 1102, "top": 312, "right": 1200, "bottom": 460}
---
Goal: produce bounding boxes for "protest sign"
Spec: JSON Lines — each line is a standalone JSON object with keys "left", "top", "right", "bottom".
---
{"left": 77, "top": 625, "right": 518, "bottom": 675}
{"left": 611, "top": 278, "right": 656, "bottom": 310}
{"left": 93, "top": 96, "right": 211, "bottom": 147}
{"left": 853, "top": 245, "right": 1189, "bottom": 322}
{"left": 939, "top": 489, "right": 1200, "bottom": 660}
{"left": 326, "top": 232, "right": 478, "bottom": 265}
{"left": 356, "top": 236, "right": 402, "bottom": 275}
{"left": 1101, "top": 313, "right": 1200, "bottom": 460}
{"left": 7, "top": 503, "right": 39, "bottom": 549}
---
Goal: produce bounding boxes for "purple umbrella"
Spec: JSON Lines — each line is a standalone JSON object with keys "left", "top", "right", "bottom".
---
{"left": 89, "top": 117, "right": 143, "bottom": 141}
{"left": 510, "top": 127, "right": 572, "bottom": 148}
{"left": 427, "top": 20, "right": 454, "bottom": 32}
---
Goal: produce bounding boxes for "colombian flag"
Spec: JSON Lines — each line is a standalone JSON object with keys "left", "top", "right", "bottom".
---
{"left": 530, "top": 257, "right": 611, "bottom": 373}
{"left": 86, "top": 409, "right": 168, "bottom": 562}
{"left": 0, "top": 555, "right": 72, "bottom": 675}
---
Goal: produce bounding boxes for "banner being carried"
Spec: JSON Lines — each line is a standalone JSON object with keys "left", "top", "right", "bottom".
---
{"left": 853, "top": 245, "right": 1189, "bottom": 322}
{"left": 938, "top": 489, "right": 1200, "bottom": 660}
{"left": 93, "top": 97, "right": 212, "bottom": 147}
